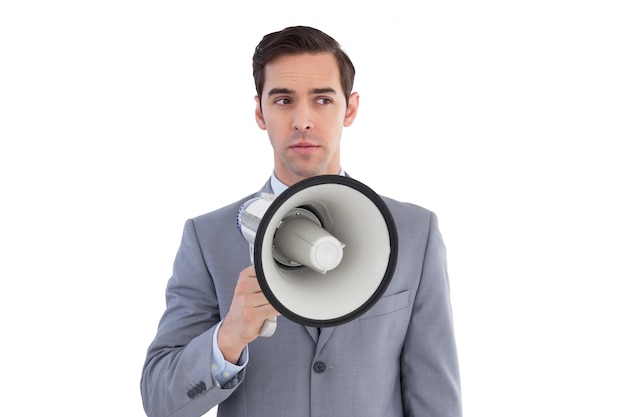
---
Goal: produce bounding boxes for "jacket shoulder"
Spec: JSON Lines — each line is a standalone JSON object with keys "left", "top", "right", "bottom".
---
{"left": 189, "top": 192, "right": 258, "bottom": 231}
{"left": 382, "top": 196, "right": 434, "bottom": 224}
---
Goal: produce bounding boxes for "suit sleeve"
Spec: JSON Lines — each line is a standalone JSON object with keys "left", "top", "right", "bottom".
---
{"left": 140, "top": 219, "right": 245, "bottom": 417}
{"left": 401, "top": 212, "right": 463, "bottom": 417}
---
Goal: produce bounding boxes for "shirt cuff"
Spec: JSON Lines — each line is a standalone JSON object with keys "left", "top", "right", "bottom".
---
{"left": 211, "top": 321, "right": 249, "bottom": 387}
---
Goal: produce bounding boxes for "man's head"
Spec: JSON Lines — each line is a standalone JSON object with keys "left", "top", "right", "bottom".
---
{"left": 252, "top": 26, "right": 359, "bottom": 186}
{"left": 253, "top": 26, "right": 356, "bottom": 110}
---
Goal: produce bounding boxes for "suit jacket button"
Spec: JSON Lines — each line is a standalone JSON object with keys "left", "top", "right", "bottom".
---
{"left": 313, "top": 361, "right": 327, "bottom": 373}
{"left": 187, "top": 381, "right": 206, "bottom": 399}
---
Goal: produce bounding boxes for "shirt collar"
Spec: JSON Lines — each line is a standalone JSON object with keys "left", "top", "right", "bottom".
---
{"left": 270, "top": 169, "right": 345, "bottom": 196}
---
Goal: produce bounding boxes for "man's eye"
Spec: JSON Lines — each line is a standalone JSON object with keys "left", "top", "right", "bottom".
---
{"left": 275, "top": 98, "right": 291, "bottom": 105}
{"left": 317, "top": 98, "right": 332, "bottom": 105}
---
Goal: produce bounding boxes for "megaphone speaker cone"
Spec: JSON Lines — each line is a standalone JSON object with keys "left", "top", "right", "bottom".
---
{"left": 254, "top": 175, "right": 398, "bottom": 328}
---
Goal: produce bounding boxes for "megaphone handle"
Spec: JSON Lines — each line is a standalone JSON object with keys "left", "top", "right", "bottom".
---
{"left": 249, "top": 244, "right": 276, "bottom": 337}
{"left": 259, "top": 316, "right": 277, "bottom": 337}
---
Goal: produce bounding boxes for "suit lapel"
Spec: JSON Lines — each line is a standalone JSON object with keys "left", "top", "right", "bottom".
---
{"left": 304, "top": 326, "right": 318, "bottom": 342}
{"left": 315, "top": 327, "right": 336, "bottom": 355}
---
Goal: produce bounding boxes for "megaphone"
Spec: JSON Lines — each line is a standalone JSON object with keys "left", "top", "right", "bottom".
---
{"left": 237, "top": 175, "right": 398, "bottom": 337}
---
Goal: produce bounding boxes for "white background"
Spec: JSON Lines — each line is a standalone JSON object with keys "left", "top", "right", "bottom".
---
{"left": 1, "top": 1, "right": 625, "bottom": 416}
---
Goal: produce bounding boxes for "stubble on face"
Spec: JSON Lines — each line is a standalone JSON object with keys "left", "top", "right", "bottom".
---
{"left": 277, "top": 131, "right": 340, "bottom": 182}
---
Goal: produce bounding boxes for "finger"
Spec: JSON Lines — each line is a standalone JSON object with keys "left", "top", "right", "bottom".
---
{"left": 239, "top": 265, "right": 256, "bottom": 279}
{"left": 235, "top": 278, "right": 263, "bottom": 298}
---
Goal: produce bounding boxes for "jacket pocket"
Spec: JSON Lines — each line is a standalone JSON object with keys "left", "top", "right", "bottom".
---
{"left": 358, "top": 290, "right": 409, "bottom": 320}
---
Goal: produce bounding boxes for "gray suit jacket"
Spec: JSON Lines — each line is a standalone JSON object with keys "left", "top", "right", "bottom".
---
{"left": 141, "top": 179, "right": 462, "bottom": 417}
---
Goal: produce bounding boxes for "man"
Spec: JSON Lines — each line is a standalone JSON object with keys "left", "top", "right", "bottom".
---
{"left": 141, "top": 26, "right": 462, "bottom": 417}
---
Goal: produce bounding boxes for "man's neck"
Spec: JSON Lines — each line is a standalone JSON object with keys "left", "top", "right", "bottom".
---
{"left": 270, "top": 169, "right": 345, "bottom": 196}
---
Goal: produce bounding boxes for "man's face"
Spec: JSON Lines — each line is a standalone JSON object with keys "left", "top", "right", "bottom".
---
{"left": 255, "top": 53, "right": 359, "bottom": 186}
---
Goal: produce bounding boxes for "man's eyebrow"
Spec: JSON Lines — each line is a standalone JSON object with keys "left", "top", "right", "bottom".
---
{"left": 310, "top": 87, "right": 337, "bottom": 95}
{"left": 267, "top": 87, "right": 294, "bottom": 96}
{"left": 266, "top": 87, "right": 338, "bottom": 96}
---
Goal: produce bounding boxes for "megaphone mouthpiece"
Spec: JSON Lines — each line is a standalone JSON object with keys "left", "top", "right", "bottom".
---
{"left": 237, "top": 194, "right": 276, "bottom": 263}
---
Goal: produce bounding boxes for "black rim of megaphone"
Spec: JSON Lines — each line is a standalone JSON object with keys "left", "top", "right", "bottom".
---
{"left": 253, "top": 175, "right": 398, "bottom": 328}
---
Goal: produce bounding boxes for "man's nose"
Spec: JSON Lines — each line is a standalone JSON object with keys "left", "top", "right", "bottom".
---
{"left": 292, "top": 103, "right": 313, "bottom": 131}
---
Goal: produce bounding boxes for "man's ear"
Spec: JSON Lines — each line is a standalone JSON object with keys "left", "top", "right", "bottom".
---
{"left": 343, "top": 92, "right": 360, "bottom": 127}
{"left": 255, "top": 96, "right": 267, "bottom": 130}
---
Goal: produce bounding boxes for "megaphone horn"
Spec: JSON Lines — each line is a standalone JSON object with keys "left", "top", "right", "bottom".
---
{"left": 237, "top": 175, "right": 398, "bottom": 337}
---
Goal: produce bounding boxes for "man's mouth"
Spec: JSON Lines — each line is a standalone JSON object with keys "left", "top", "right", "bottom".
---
{"left": 290, "top": 142, "right": 320, "bottom": 154}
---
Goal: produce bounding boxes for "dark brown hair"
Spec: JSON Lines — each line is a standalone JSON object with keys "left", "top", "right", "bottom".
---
{"left": 252, "top": 26, "right": 356, "bottom": 106}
